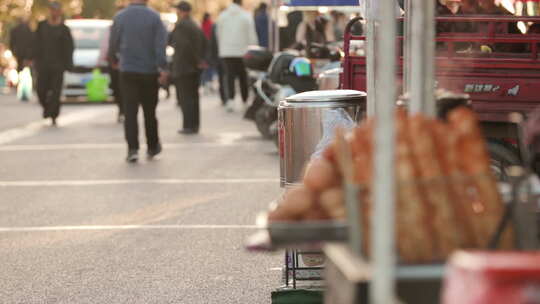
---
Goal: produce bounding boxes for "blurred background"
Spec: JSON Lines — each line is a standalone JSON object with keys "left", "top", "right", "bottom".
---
{"left": 0, "top": 0, "right": 259, "bottom": 43}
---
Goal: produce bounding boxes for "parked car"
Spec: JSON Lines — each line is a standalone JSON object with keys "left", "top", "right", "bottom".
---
{"left": 63, "top": 19, "right": 112, "bottom": 102}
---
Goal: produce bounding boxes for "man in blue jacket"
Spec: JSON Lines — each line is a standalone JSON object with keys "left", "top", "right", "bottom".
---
{"left": 109, "top": 0, "right": 169, "bottom": 163}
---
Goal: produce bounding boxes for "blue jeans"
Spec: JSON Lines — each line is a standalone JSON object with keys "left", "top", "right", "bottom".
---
{"left": 201, "top": 68, "right": 215, "bottom": 85}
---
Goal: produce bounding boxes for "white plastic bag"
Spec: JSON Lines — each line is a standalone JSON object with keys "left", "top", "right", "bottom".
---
{"left": 311, "top": 108, "right": 357, "bottom": 159}
{"left": 17, "top": 67, "right": 33, "bottom": 102}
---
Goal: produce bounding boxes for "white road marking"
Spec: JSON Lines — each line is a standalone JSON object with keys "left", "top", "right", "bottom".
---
{"left": 0, "top": 224, "right": 258, "bottom": 233}
{"left": 0, "top": 107, "right": 111, "bottom": 145}
{"left": 0, "top": 178, "right": 279, "bottom": 187}
{"left": 0, "top": 142, "right": 252, "bottom": 151}
{"left": 0, "top": 132, "right": 261, "bottom": 151}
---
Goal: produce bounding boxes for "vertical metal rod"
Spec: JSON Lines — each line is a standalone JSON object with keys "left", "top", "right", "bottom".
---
{"left": 365, "top": 0, "right": 376, "bottom": 116}
{"left": 268, "top": 0, "right": 274, "bottom": 52}
{"left": 285, "top": 250, "right": 290, "bottom": 287}
{"left": 274, "top": 2, "right": 280, "bottom": 53}
{"left": 371, "top": 0, "right": 397, "bottom": 303}
{"left": 409, "top": 0, "right": 436, "bottom": 115}
{"left": 403, "top": 0, "right": 412, "bottom": 93}
{"left": 345, "top": 183, "right": 362, "bottom": 255}
{"left": 294, "top": 251, "right": 298, "bottom": 288}
{"left": 423, "top": 0, "right": 436, "bottom": 116}
{"left": 269, "top": 0, "right": 280, "bottom": 53}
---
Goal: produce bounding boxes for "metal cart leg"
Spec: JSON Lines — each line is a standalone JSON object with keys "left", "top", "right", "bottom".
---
{"left": 292, "top": 250, "right": 298, "bottom": 289}
{"left": 284, "top": 250, "right": 290, "bottom": 287}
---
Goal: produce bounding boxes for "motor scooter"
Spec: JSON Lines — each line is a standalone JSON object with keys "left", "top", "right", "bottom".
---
{"left": 254, "top": 53, "right": 317, "bottom": 146}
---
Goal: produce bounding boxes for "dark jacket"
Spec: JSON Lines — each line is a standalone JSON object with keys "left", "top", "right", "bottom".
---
{"left": 109, "top": 3, "right": 168, "bottom": 74}
{"left": 255, "top": 11, "right": 269, "bottom": 48}
{"left": 209, "top": 24, "right": 220, "bottom": 67}
{"left": 33, "top": 20, "right": 74, "bottom": 71}
{"left": 9, "top": 23, "right": 34, "bottom": 60}
{"left": 170, "top": 17, "right": 207, "bottom": 77}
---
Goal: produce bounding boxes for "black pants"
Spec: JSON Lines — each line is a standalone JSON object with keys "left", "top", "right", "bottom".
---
{"left": 175, "top": 73, "right": 201, "bottom": 131}
{"left": 222, "top": 57, "right": 249, "bottom": 104}
{"left": 36, "top": 67, "right": 64, "bottom": 119}
{"left": 109, "top": 68, "right": 124, "bottom": 115}
{"left": 216, "top": 60, "right": 227, "bottom": 105}
{"left": 120, "top": 72, "right": 160, "bottom": 151}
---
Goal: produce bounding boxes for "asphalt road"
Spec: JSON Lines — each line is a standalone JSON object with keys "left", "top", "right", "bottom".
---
{"left": 0, "top": 91, "right": 283, "bottom": 303}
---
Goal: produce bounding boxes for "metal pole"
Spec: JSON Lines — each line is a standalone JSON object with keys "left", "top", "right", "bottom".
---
{"left": 365, "top": 0, "right": 376, "bottom": 116}
{"left": 269, "top": 0, "right": 275, "bottom": 51}
{"left": 409, "top": 0, "right": 436, "bottom": 115}
{"left": 403, "top": 0, "right": 412, "bottom": 93}
{"left": 274, "top": 1, "right": 280, "bottom": 52}
{"left": 269, "top": 0, "right": 281, "bottom": 53}
{"left": 423, "top": 0, "right": 436, "bottom": 116}
{"left": 371, "top": 0, "right": 397, "bottom": 303}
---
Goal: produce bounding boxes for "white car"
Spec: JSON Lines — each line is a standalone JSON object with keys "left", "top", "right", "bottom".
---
{"left": 63, "top": 19, "right": 112, "bottom": 102}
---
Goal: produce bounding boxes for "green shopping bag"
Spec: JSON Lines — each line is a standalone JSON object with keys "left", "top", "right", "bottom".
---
{"left": 17, "top": 67, "right": 33, "bottom": 102}
{"left": 86, "top": 68, "right": 109, "bottom": 102}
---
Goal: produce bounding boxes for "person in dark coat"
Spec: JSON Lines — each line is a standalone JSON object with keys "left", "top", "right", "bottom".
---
{"left": 32, "top": 2, "right": 74, "bottom": 126}
{"left": 254, "top": 3, "right": 269, "bottom": 48}
{"left": 170, "top": 1, "right": 207, "bottom": 135}
{"left": 9, "top": 18, "right": 34, "bottom": 72}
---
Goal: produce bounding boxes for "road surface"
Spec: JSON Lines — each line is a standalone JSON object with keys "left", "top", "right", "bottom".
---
{"left": 0, "top": 92, "right": 283, "bottom": 303}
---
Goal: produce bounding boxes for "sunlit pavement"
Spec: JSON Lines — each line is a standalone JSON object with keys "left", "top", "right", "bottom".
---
{"left": 0, "top": 91, "right": 282, "bottom": 303}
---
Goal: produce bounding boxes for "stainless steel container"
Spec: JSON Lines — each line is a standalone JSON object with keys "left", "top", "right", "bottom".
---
{"left": 278, "top": 90, "right": 367, "bottom": 187}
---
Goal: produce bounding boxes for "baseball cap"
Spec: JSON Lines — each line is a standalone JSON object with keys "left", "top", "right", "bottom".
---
{"left": 175, "top": 1, "right": 192, "bottom": 12}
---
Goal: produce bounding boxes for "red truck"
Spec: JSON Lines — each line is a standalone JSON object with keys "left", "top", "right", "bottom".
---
{"left": 341, "top": 16, "right": 540, "bottom": 178}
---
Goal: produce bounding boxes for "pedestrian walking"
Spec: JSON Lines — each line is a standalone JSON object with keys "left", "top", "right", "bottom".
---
{"left": 200, "top": 12, "right": 215, "bottom": 94}
{"left": 170, "top": 1, "right": 207, "bottom": 135}
{"left": 32, "top": 2, "right": 74, "bottom": 126}
{"left": 201, "top": 13, "right": 213, "bottom": 41}
{"left": 216, "top": 0, "right": 258, "bottom": 112}
{"left": 9, "top": 18, "right": 34, "bottom": 72}
{"left": 254, "top": 3, "right": 269, "bottom": 48}
{"left": 108, "top": 0, "right": 168, "bottom": 163}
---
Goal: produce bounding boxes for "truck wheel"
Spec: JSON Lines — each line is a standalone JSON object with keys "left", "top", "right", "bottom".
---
{"left": 487, "top": 140, "right": 522, "bottom": 181}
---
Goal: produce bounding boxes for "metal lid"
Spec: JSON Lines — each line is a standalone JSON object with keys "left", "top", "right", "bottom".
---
{"left": 285, "top": 90, "right": 366, "bottom": 103}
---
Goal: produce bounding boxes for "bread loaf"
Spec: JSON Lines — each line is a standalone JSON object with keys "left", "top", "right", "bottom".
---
{"left": 432, "top": 121, "right": 477, "bottom": 248}
{"left": 448, "top": 107, "right": 513, "bottom": 249}
{"left": 395, "top": 111, "right": 435, "bottom": 262}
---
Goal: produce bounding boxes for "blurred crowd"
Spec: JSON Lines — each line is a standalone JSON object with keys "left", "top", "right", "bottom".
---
{"left": 3, "top": 0, "right": 539, "bottom": 163}
{"left": 0, "top": 0, "right": 358, "bottom": 163}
